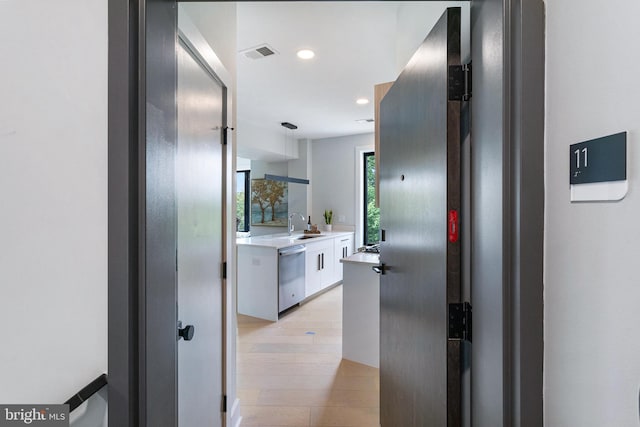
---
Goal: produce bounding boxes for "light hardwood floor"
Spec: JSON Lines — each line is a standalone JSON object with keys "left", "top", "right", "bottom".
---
{"left": 237, "top": 285, "right": 380, "bottom": 427}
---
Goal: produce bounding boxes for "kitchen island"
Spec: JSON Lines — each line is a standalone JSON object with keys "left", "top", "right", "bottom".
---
{"left": 341, "top": 252, "right": 380, "bottom": 367}
{"left": 237, "top": 231, "right": 354, "bottom": 321}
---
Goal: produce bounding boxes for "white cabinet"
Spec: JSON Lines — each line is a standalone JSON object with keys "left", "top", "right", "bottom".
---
{"left": 333, "top": 235, "right": 354, "bottom": 284}
{"left": 304, "top": 239, "right": 334, "bottom": 297}
{"left": 237, "top": 245, "right": 279, "bottom": 321}
{"left": 341, "top": 253, "right": 380, "bottom": 367}
{"left": 304, "top": 233, "right": 355, "bottom": 298}
{"left": 237, "top": 232, "right": 356, "bottom": 318}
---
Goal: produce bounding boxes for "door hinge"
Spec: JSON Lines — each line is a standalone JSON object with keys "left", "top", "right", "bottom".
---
{"left": 222, "top": 126, "right": 234, "bottom": 145}
{"left": 222, "top": 394, "right": 227, "bottom": 413}
{"left": 448, "top": 62, "right": 472, "bottom": 101}
{"left": 448, "top": 302, "right": 472, "bottom": 342}
{"left": 222, "top": 261, "right": 227, "bottom": 279}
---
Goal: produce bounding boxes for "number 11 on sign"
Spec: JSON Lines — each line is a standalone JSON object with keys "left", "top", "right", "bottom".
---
{"left": 575, "top": 147, "right": 588, "bottom": 169}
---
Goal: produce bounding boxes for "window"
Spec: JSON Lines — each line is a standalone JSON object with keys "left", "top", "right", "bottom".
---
{"left": 363, "top": 152, "right": 379, "bottom": 245}
{"left": 236, "top": 170, "right": 250, "bottom": 232}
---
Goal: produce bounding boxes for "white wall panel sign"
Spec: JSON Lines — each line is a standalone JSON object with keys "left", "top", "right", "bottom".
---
{"left": 570, "top": 132, "right": 628, "bottom": 202}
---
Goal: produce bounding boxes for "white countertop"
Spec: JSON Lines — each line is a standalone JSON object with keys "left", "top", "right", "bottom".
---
{"left": 340, "top": 252, "right": 380, "bottom": 266}
{"left": 237, "top": 231, "right": 354, "bottom": 249}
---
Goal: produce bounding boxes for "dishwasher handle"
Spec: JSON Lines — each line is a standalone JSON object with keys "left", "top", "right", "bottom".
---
{"left": 279, "top": 245, "right": 306, "bottom": 256}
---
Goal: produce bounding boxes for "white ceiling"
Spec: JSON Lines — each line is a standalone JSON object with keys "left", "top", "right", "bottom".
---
{"left": 187, "top": 2, "right": 467, "bottom": 145}
{"left": 237, "top": 2, "right": 399, "bottom": 140}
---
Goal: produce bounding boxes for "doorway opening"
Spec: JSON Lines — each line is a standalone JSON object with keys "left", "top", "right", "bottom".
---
{"left": 178, "top": 2, "right": 470, "bottom": 425}
{"left": 108, "top": 0, "right": 545, "bottom": 424}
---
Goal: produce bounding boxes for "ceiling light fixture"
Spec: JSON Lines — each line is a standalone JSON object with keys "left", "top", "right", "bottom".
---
{"left": 281, "top": 122, "right": 298, "bottom": 130}
{"left": 356, "top": 98, "right": 370, "bottom": 105}
{"left": 296, "top": 49, "right": 315, "bottom": 60}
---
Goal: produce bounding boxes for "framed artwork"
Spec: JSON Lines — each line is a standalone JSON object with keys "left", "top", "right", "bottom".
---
{"left": 250, "top": 178, "right": 288, "bottom": 226}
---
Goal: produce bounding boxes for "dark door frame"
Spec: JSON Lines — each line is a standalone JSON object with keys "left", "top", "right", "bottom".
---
{"left": 107, "top": 1, "right": 544, "bottom": 426}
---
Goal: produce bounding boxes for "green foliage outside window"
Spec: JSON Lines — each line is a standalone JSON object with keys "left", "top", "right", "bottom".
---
{"left": 236, "top": 171, "right": 250, "bottom": 232}
{"left": 236, "top": 191, "right": 245, "bottom": 231}
{"left": 365, "top": 153, "right": 380, "bottom": 245}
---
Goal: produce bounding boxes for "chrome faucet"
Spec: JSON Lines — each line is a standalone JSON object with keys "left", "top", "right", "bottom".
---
{"left": 288, "top": 212, "right": 306, "bottom": 235}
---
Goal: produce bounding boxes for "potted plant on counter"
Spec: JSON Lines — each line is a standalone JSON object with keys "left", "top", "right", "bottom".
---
{"left": 323, "top": 209, "right": 333, "bottom": 232}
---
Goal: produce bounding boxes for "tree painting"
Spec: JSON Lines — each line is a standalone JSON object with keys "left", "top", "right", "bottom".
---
{"left": 251, "top": 179, "right": 288, "bottom": 226}
{"left": 267, "top": 182, "right": 286, "bottom": 221}
{"left": 251, "top": 179, "right": 271, "bottom": 224}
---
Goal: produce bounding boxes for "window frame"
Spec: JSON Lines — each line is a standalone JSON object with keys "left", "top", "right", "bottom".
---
{"left": 236, "top": 170, "right": 250, "bottom": 232}
{"left": 363, "top": 151, "right": 379, "bottom": 246}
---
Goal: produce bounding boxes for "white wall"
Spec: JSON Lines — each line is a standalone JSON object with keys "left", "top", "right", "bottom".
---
{"left": 312, "top": 133, "right": 374, "bottom": 244}
{"left": 545, "top": 1, "right": 640, "bottom": 425}
{"left": 237, "top": 157, "right": 251, "bottom": 171}
{"left": 0, "top": 0, "right": 107, "bottom": 403}
{"left": 288, "top": 139, "right": 312, "bottom": 231}
{"left": 236, "top": 118, "right": 299, "bottom": 162}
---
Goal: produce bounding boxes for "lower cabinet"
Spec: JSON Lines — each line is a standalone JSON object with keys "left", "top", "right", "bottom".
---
{"left": 237, "top": 233, "right": 356, "bottom": 320}
{"left": 304, "top": 239, "right": 334, "bottom": 297}
{"left": 304, "top": 233, "right": 355, "bottom": 298}
{"left": 237, "top": 245, "right": 279, "bottom": 321}
{"left": 333, "top": 235, "right": 354, "bottom": 284}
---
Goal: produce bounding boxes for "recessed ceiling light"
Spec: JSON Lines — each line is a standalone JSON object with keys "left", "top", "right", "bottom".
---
{"left": 356, "top": 98, "right": 370, "bottom": 105}
{"left": 297, "top": 49, "right": 315, "bottom": 60}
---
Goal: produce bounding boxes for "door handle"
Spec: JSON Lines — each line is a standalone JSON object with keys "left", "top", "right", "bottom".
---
{"left": 372, "top": 263, "right": 386, "bottom": 275}
{"left": 177, "top": 321, "right": 195, "bottom": 341}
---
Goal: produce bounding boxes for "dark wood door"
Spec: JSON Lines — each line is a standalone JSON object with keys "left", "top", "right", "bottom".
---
{"left": 379, "top": 7, "right": 463, "bottom": 426}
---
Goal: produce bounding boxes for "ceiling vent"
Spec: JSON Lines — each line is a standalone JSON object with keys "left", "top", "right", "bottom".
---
{"left": 356, "top": 118, "right": 375, "bottom": 124}
{"left": 240, "top": 44, "right": 278, "bottom": 60}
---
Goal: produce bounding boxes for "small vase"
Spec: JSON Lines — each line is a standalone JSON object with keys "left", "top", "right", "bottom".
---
{"left": 324, "top": 224, "right": 332, "bottom": 232}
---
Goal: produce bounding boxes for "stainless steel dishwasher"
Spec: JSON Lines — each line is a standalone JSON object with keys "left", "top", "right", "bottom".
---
{"left": 278, "top": 245, "right": 306, "bottom": 313}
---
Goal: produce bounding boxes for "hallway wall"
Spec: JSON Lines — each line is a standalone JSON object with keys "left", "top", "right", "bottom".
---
{"left": 0, "top": 0, "right": 107, "bottom": 403}
{"left": 545, "top": 0, "right": 640, "bottom": 425}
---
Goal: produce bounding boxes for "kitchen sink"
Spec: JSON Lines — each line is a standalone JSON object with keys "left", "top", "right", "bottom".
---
{"left": 297, "top": 234, "right": 321, "bottom": 240}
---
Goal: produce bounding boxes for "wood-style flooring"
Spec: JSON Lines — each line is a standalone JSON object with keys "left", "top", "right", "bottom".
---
{"left": 237, "top": 285, "right": 380, "bottom": 427}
